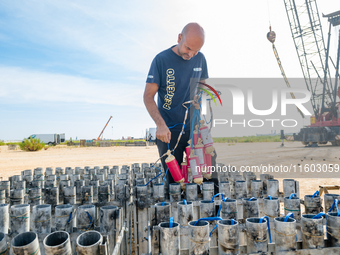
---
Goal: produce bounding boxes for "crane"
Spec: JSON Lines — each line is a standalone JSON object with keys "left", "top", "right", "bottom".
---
{"left": 283, "top": 0, "right": 340, "bottom": 146}
{"left": 97, "top": 116, "right": 112, "bottom": 141}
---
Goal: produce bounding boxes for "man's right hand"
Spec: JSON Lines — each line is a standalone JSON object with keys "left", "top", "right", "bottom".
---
{"left": 156, "top": 125, "right": 171, "bottom": 144}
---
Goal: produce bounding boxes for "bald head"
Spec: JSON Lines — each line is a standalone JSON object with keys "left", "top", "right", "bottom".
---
{"left": 174, "top": 22, "right": 205, "bottom": 60}
{"left": 181, "top": 23, "right": 205, "bottom": 41}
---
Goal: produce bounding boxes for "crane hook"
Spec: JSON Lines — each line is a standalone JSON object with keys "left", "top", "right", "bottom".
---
{"left": 267, "top": 26, "right": 276, "bottom": 43}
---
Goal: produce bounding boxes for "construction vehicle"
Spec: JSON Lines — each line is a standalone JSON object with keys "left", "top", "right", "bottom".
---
{"left": 96, "top": 116, "right": 112, "bottom": 141}
{"left": 282, "top": 0, "right": 340, "bottom": 146}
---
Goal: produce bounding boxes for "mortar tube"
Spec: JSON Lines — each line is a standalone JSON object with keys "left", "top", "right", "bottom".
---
{"left": 34, "top": 168, "right": 43, "bottom": 176}
{"left": 267, "top": 179, "right": 279, "bottom": 197}
{"left": 75, "top": 180, "right": 85, "bottom": 201}
{"left": 100, "top": 205, "right": 118, "bottom": 253}
{"left": 274, "top": 216, "right": 297, "bottom": 253}
{"left": 246, "top": 217, "right": 269, "bottom": 253}
{"left": 13, "top": 181, "right": 26, "bottom": 191}
{"left": 242, "top": 198, "right": 259, "bottom": 219}
{"left": 304, "top": 195, "right": 321, "bottom": 214}
{"left": 11, "top": 231, "right": 40, "bottom": 255}
{"left": 99, "top": 169, "right": 108, "bottom": 179}
{"left": 219, "top": 181, "right": 231, "bottom": 200}
{"left": 98, "top": 185, "right": 110, "bottom": 203}
{"left": 115, "top": 182, "right": 127, "bottom": 203}
{"left": 59, "top": 174, "right": 69, "bottom": 181}
{"left": 169, "top": 183, "right": 181, "bottom": 202}
{"left": 178, "top": 201, "right": 193, "bottom": 226}
{"left": 135, "top": 173, "right": 144, "bottom": 180}
{"left": 32, "top": 204, "right": 51, "bottom": 234}
{"left": 137, "top": 185, "right": 148, "bottom": 209}
{"left": 327, "top": 212, "right": 340, "bottom": 247}
{"left": 221, "top": 199, "right": 238, "bottom": 220}
{"left": 90, "top": 169, "right": 97, "bottom": 179}
{"left": 0, "top": 190, "right": 5, "bottom": 204}
{"left": 47, "top": 175, "right": 56, "bottom": 181}
{"left": 245, "top": 174, "right": 256, "bottom": 196}
{"left": 70, "top": 174, "right": 80, "bottom": 187}
{"left": 263, "top": 197, "right": 280, "bottom": 220}
{"left": 55, "top": 204, "right": 75, "bottom": 233}
{"left": 188, "top": 220, "right": 210, "bottom": 254}
{"left": 153, "top": 184, "right": 165, "bottom": 203}
{"left": 44, "top": 231, "right": 71, "bottom": 255}
{"left": 202, "top": 182, "right": 214, "bottom": 201}
{"left": 283, "top": 179, "right": 297, "bottom": 198}
{"left": 90, "top": 180, "right": 99, "bottom": 202}
{"left": 155, "top": 202, "right": 170, "bottom": 225}
{"left": 10, "top": 204, "right": 30, "bottom": 235}
{"left": 23, "top": 169, "right": 33, "bottom": 176}
{"left": 218, "top": 219, "right": 239, "bottom": 255}
{"left": 186, "top": 183, "right": 198, "bottom": 201}
{"left": 81, "top": 186, "right": 93, "bottom": 204}
{"left": 0, "top": 204, "right": 9, "bottom": 234}
{"left": 44, "top": 187, "right": 58, "bottom": 210}
{"left": 103, "top": 180, "right": 114, "bottom": 197}
{"left": 10, "top": 189, "right": 25, "bottom": 205}
{"left": 0, "top": 232, "right": 7, "bottom": 255}
{"left": 199, "top": 200, "right": 215, "bottom": 218}
{"left": 284, "top": 196, "right": 301, "bottom": 222}
{"left": 159, "top": 222, "right": 180, "bottom": 255}
{"left": 0, "top": 181, "right": 10, "bottom": 199}
{"left": 230, "top": 174, "right": 243, "bottom": 198}
{"left": 76, "top": 230, "right": 102, "bottom": 255}
{"left": 45, "top": 169, "right": 53, "bottom": 176}
{"left": 234, "top": 181, "right": 247, "bottom": 199}
{"left": 260, "top": 174, "right": 273, "bottom": 196}
{"left": 10, "top": 175, "right": 22, "bottom": 189}
{"left": 251, "top": 180, "right": 263, "bottom": 198}
{"left": 63, "top": 186, "right": 76, "bottom": 205}
{"left": 29, "top": 188, "right": 42, "bottom": 207}
{"left": 59, "top": 180, "right": 70, "bottom": 201}
{"left": 30, "top": 180, "right": 43, "bottom": 189}
{"left": 95, "top": 174, "right": 105, "bottom": 185}
{"left": 324, "top": 194, "right": 340, "bottom": 213}
{"left": 44, "top": 180, "right": 56, "bottom": 189}
{"left": 301, "top": 214, "right": 324, "bottom": 249}
{"left": 66, "top": 169, "right": 74, "bottom": 176}
{"left": 77, "top": 204, "right": 96, "bottom": 232}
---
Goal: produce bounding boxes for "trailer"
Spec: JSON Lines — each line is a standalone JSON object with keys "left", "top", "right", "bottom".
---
{"left": 26, "top": 133, "right": 65, "bottom": 145}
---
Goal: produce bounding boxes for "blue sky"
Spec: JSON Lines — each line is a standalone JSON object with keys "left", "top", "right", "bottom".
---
{"left": 0, "top": 0, "right": 339, "bottom": 140}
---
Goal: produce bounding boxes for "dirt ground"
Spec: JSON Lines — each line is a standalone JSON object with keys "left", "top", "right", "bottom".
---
{"left": 1, "top": 142, "right": 340, "bottom": 198}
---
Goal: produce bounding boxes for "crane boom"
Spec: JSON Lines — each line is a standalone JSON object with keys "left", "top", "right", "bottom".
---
{"left": 97, "top": 116, "right": 112, "bottom": 140}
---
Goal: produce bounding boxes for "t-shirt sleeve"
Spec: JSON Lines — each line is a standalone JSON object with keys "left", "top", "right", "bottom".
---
{"left": 200, "top": 54, "right": 209, "bottom": 80}
{"left": 146, "top": 57, "right": 161, "bottom": 86}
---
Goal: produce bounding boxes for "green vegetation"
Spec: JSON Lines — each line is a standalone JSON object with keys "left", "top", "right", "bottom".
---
{"left": 213, "top": 135, "right": 282, "bottom": 143}
{"left": 19, "top": 137, "right": 45, "bottom": 151}
{"left": 0, "top": 140, "right": 5, "bottom": 146}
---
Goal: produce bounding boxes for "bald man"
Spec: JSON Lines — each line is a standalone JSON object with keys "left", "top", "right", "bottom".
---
{"left": 144, "top": 23, "right": 208, "bottom": 186}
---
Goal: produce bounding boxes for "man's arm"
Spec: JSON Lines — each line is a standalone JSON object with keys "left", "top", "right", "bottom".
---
{"left": 143, "top": 82, "right": 171, "bottom": 143}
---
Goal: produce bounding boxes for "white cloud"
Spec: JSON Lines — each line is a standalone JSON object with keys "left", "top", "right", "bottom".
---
{"left": 0, "top": 66, "right": 144, "bottom": 107}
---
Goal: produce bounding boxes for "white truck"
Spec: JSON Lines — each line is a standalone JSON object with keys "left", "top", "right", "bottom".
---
{"left": 25, "top": 133, "right": 65, "bottom": 145}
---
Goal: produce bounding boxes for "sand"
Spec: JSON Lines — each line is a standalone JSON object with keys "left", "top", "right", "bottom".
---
{"left": 1, "top": 142, "right": 340, "bottom": 199}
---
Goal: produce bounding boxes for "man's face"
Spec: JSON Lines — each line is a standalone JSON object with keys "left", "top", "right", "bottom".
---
{"left": 177, "top": 33, "right": 204, "bottom": 60}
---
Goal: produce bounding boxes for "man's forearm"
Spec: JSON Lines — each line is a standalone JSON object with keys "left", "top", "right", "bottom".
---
{"left": 144, "top": 97, "right": 167, "bottom": 128}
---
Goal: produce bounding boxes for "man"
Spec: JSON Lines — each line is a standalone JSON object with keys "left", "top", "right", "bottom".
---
{"left": 143, "top": 23, "right": 208, "bottom": 185}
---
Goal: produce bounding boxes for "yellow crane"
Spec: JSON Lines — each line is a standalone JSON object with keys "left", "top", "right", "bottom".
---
{"left": 97, "top": 116, "right": 112, "bottom": 140}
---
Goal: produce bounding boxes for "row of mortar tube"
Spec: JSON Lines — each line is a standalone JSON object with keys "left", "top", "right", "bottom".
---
{"left": 156, "top": 210, "right": 340, "bottom": 254}
{"left": 0, "top": 230, "right": 108, "bottom": 255}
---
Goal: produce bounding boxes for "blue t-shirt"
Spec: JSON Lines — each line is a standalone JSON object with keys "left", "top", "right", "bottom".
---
{"left": 146, "top": 46, "right": 208, "bottom": 131}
